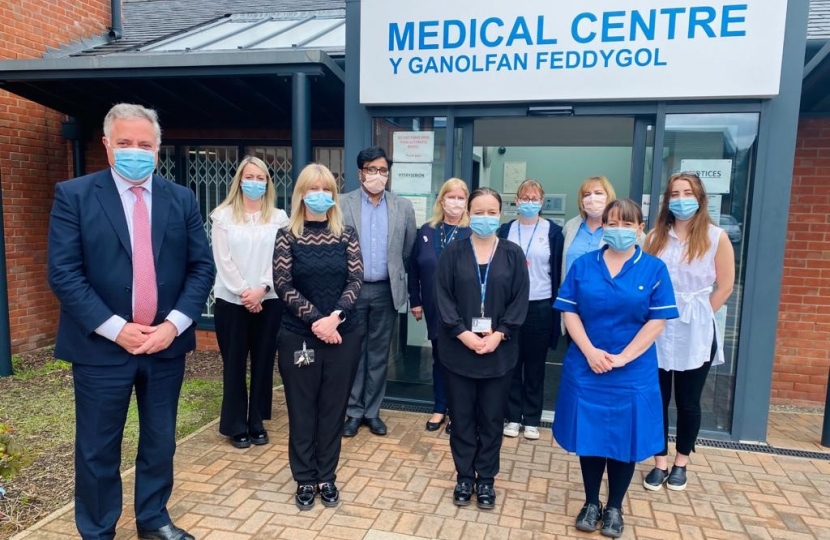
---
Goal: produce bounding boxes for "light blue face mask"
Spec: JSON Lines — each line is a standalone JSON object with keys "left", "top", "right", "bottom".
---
{"left": 469, "top": 215, "right": 501, "bottom": 237}
{"left": 112, "top": 148, "right": 156, "bottom": 182}
{"left": 240, "top": 180, "right": 267, "bottom": 201}
{"left": 668, "top": 198, "right": 700, "bottom": 220}
{"left": 517, "top": 202, "right": 542, "bottom": 218}
{"left": 304, "top": 191, "right": 335, "bottom": 215}
{"left": 602, "top": 227, "right": 638, "bottom": 252}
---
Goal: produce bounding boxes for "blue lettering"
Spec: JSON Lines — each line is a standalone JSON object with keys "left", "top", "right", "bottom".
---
{"left": 486, "top": 54, "right": 498, "bottom": 70}
{"left": 654, "top": 48, "right": 667, "bottom": 66}
{"left": 602, "top": 11, "right": 626, "bottom": 42}
{"left": 506, "top": 16, "right": 532, "bottom": 46}
{"left": 408, "top": 57, "right": 423, "bottom": 74}
{"left": 535, "top": 51, "right": 549, "bottom": 69}
{"left": 722, "top": 4, "right": 747, "bottom": 37}
{"left": 480, "top": 17, "right": 504, "bottom": 47}
{"left": 470, "top": 19, "right": 478, "bottom": 48}
{"left": 536, "top": 16, "right": 557, "bottom": 45}
{"left": 550, "top": 51, "right": 564, "bottom": 69}
{"left": 630, "top": 9, "right": 656, "bottom": 41}
{"left": 418, "top": 20, "right": 439, "bottom": 50}
{"left": 600, "top": 49, "right": 614, "bottom": 67}
{"left": 583, "top": 50, "right": 598, "bottom": 68}
{"left": 634, "top": 48, "right": 652, "bottom": 67}
{"left": 443, "top": 20, "right": 466, "bottom": 49}
{"left": 566, "top": 51, "right": 581, "bottom": 68}
{"left": 456, "top": 55, "right": 471, "bottom": 72}
{"left": 497, "top": 54, "right": 512, "bottom": 70}
{"left": 616, "top": 49, "right": 633, "bottom": 68}
{"left": 689, "top": 7, "right": 717, "bottom": 38}
{"left": 440, "top": 56, "right": 453, "bottom": 72}
{"left": 424, "top": 56, "right": 439, "bottom": 73}
{"left": 572, "top": 13, "right": 597, "bottom": 44}
{"left": 389, "top": 57, "right": 402, "bottom": 74}
{"left": 660, "top": 8, "right": 686, "bottom": 40}
{"left": 389, "top": 22, "right": 414, "bottom": 51}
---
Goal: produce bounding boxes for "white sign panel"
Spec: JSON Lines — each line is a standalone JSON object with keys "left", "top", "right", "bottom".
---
{"left": 503, "top": 161, "right": 527, "bottom": 194}
{"left": 393, "top": 132, "right": 435, "bottom": 163}
{"left": 680, "top": 159, "right": 733, "bottom": 194}
{"left": 707, "top": 194, "right": 722, "bottom": 224}
{"left": 391, "top": 162, "right": 432, "bottom": 194}
{"left": 400, "top": 194, "right": 430, "bottom": 226}
{"left": 360, "top": 0, "right": 788, "bottom": 105}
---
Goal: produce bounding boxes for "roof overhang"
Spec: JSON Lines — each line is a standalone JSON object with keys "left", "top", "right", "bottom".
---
{"left": 802, "top": 39, "right": 830, "bottom": 113}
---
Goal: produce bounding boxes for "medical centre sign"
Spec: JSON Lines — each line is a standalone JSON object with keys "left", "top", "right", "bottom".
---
{"left": 359, "top": 0, "right": 789, "bottom": 105}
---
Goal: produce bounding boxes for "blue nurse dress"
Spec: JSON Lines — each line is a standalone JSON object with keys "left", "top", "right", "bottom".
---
{"left": 553, "top": 246, "right": 679, "bottom": 463}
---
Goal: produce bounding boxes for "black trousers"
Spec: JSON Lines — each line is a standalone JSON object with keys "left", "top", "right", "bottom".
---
{"left": 657, "top": 337, "right": 716, "bottom": 456}
{"left": 443, "top": 366, "right": 513, "bottom": 486}
{"left": 215, "top": 298, "right": 283, "bottom": 437}
{"left": 506, "top": 299, "right": 553, "bottom": 426}
{"left": 279, "top": 327, "right": 364, "bottom": 484}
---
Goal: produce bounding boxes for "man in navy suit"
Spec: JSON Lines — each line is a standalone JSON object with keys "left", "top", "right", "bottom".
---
{"left": 47, "top": 103, "right": 214, "bottom": 540}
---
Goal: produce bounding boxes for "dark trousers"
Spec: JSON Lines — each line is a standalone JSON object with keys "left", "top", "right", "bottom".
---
{"left": 73, "top": 355, "right": 185, "bottom": 539}
{"left": 347, "top": 281, "right": 396, "bottom": 419}
{"left": 506, "top": 299, "right": 553, "bottom": 426}
{"left": 214, "top": 298, "right": 284, "bottom": 437}
{"left": 579, "top": 456, "right": 636, "bottom": 510}
{"left": 431, "top": 339, "right": 447, "bottom": 414}
{"left": 279, "top": 327, "right": 364, "bottom": 484}
{"left": 658, "top": 338, "right": 716, "bottom": 456}
{"left": 443, "top": 367, "right": 513, "bottom": 486}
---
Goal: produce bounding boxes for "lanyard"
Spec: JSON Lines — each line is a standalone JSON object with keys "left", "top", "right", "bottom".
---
{"left": 517, "top": 218, "right": 540, "bottom": 259}
{"left": 471, "top": 238, "right": 498, "bottom": 317}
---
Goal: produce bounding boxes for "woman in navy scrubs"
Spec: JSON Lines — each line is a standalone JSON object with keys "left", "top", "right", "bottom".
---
{"left": 553, "top": 199, "right": 678, "bottom": 538}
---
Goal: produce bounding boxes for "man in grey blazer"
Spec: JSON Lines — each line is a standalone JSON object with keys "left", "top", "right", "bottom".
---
{"left": 341, "top": 146, "right": 416, "bottom": 437}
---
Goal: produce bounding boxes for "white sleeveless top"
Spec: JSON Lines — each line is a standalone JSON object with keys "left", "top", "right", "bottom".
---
{"left": 655, "top": 224, "right": 725, "bottom": 371}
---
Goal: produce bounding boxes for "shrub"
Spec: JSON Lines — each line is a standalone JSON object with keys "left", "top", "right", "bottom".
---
{"left": 0, "top": 423, "right": 24, "bottom": 480}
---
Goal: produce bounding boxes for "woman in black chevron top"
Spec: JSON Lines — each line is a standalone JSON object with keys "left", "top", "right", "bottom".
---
{"left": 273, "top": 163, "right": 364, "bottom": 511}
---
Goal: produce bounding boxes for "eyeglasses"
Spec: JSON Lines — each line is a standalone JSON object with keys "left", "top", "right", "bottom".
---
{"left": 362, "top": 167, "right": 390, "bottom": 176}
{"left": 518, "top": 197, "right": 542, "bottom": 204}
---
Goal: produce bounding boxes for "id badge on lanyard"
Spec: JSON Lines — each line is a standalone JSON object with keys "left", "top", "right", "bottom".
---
{"left": 471, "top": 238, "right": 497, "bottom": 335}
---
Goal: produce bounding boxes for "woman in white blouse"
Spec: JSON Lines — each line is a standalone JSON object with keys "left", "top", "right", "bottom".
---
{"left": 642, "top": 172, "right": 735, "bottom": 492}
{"left": 211, "top": 156, "right": 289, "bottom": 449}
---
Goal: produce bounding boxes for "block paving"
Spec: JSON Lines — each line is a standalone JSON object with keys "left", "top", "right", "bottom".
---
{"left": 12, "top": 390, "right": 830, "bottom": 540}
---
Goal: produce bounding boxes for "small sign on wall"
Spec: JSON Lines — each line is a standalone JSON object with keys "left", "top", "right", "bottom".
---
{"left": 393, "top": 132, "right": 435, "bottom": 163}
{"left": 679, "top": 159, "right": 733, "bottom": 194}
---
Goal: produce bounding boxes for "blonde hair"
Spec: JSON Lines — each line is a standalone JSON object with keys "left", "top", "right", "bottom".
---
{"left": 288, "top": 163, "right": 344, "bottom": 237}
{"left": 211, "top": 156, "right": 277, "bottom": 224}
{"left": 428, "top": 178, "right": 470, "bottom": 228}
{"left": 517, "top": 178, "right": 545, "bottom": 199}
{"left": 577, "top": 175, "right": 617, "bottom": 219}
{"left": 645, "top": 172, "right": 712, "bottom": 262}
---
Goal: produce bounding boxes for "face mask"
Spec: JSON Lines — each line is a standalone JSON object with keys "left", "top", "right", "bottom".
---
{"left": 443, "top": 199, "right": 465, "bottom": 219}
{"left": 112, "top": 148, "right": 156, "bottom": 182}
{"left": 469, "top": 216, "right": 501, "bottom": 238}
{"left": 583, "top": 194, "right": 607, "bottom": 219}
{"left": 304, "top": 191, "right": 335, "bottom": 215}
{"left": 362, "top": 174, "right": 387, "bottom": 195}
{"left": 603, "top": 227, "right": 638, "bottom": 252}
{"left": 668, "top": 198, "right": 700, "bottom": 220}
{"left": 240, "top": 180, "right": 267, "bottom": 201}
{"left": 517, "top": 202, "right": 542, "bottom": 219}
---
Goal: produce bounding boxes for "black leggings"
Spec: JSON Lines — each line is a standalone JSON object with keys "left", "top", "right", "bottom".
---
{"left": 579, "top": 456, "right": 635, "bottom": 510}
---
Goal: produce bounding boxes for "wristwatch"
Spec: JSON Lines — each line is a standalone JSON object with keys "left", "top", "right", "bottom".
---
{"left": 262, "top": 284, "right": 272, "bottom": 293}
{"left": 333, "top": 310, "right": 346, "bottom": 323}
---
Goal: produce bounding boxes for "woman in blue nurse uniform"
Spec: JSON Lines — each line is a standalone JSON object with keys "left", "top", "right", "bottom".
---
{"left": 553, "top": 199, "right": 678, "bottom": 538}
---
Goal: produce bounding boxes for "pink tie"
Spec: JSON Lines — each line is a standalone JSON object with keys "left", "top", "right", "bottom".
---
{"left": 130, "top": 186, "right": 157, "bottom": 325}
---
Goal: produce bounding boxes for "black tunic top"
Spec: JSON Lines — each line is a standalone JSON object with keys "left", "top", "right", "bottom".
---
{"left": 435, "top": 237, "right": 530, "bottom": 378}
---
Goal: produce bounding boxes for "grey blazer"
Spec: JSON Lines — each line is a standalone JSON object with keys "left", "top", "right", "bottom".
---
{"left": 341, "top": 189, "right": 417, "bottom": 310}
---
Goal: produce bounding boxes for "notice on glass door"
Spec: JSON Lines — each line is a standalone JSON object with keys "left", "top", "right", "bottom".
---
{"left": 679, "top": 159, "right": 732, "bottom": 194}
{"left": 393, "top": 131, "right": 435, "bottom": 163}
{"left": 503, "top": 161, "right": 527, "bottom": 194}
{"left": 391, "top": 162, "right": 432, "bottom": 194}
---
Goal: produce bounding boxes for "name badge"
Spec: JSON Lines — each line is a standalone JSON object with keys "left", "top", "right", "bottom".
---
{"left": 472, "top": 317, "right": 492, "bottom": 334}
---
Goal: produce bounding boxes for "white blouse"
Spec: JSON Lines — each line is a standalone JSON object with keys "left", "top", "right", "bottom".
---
{"left": 210, "top": 205, "right": 289, "bottom": 305}
{"left": 655, "top": 224, "right": 726, "bottom": 371}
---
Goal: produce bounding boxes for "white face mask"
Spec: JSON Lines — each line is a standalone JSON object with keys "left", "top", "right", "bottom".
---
{"left": 583, "top": 193, "right": 607, "bottom": 218}
{"left": 442, "top": 198, "right": 465, "bottom": 218}
{"left": 363, "top": 173, "right": 387, "bottom": 195}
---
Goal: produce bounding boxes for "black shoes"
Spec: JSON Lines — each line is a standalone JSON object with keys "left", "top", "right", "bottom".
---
{"left": 230, "top": 433, "right": 251, "bottom": 449}
{"left": 343, "top": 416, "right": 361, "bottom": 437}
{"left": 476, "top": 484, "right": 496, "bottom": 510}
{"left": 319, "top": 482, "right": 340, "bottom": 507}
{"left": 575, "top": 502, "right": 603, "bottom": 532}
{"left": 643, "top": 467, "right": 669, "bottom": 491}
{"left": 364, "top": 417, "right": 387, "bottom": 436}
{"left": 249, "top": 428, "right": 269, "bottom": 446}
{"left": 667, "top": 465, "right": 688, "bottom": 491}
{"left": 295, "top": 484, "right": 316, "bottom": 511}
{"left": 137, "top": 523, "right": 194, "bottom": 540}
{"left": 425, "top": 414, "right": 446, "bottom": 431}
{"left": 600, "top": 506, "right": 624, "bottom": 538}
{"left": 445, "top": 419, "right": 452, "bottom": 435}
{"left": 453, "top": 482, "right": 473, "bottom": 506}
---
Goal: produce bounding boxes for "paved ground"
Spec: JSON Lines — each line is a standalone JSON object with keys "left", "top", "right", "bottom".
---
{"left": 12, "top": 390, "right": 830, "bottom": 540}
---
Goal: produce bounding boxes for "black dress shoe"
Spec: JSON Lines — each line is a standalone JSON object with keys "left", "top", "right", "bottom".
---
{"left": 453, "top": 482, "right": 473, "bottom": 506}
{"left": 364, "top": 417, "right": 387, "bottom": 436}
{"left": 249, "top": 428, "right": 269, "bottom": 445}
{"left": 343, "top": 416, "right": 361, "bottom": 437}
{"left": 318, "top": 482, "right": 340, "bottom": 507}
{"left": 230, "top": 432, "right": 251, "bottom": 449}
{"left": 445, "top": 420, "right": 452, "bottom": 435}
{"left": 476, "top": 483, "right": 496, "bottom": 510}
{"left": 425, "top": 414, "right": 446, "bottom": 431}
{"left": 600, "top": 506, "right": 624, "bottom": 538}
{"left": 137, "top": 523, "right": 194, "bottom": 540}
{"left": 575, "top": 502, "right": 603, "bottom": 532}
{"left": 295, "top": 484, "right": 316, "bottom": 511}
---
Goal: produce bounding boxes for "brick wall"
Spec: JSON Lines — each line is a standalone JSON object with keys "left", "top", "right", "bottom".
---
{"left": 0, "top": 1, "right": 111, "bottom": 353}
{"left": 773, "top": 117, "right": 830, "bottom": 406}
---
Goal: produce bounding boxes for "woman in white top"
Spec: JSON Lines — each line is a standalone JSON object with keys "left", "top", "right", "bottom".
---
{"left": 642, "top": 172, "right": 735, "bottom": 492}
{"left": 211, "top": 156, "right": 289, "bottom": 449}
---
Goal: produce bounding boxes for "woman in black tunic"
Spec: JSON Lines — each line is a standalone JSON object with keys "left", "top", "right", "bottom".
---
{"left": 435, "top": 187, "right": 529, "bottom": 510}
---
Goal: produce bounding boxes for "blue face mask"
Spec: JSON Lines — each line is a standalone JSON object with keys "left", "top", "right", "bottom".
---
{"left": 112, "top": 148, "right": 156, "bottom": 182}
{"left": 469, "top": 215, "right": 501, "bottom": 238}
{"left": 603, "top": 227, "right": 638, "bottom": 252}
{"left": 668, "top": 198, "right": 700, "bottom": 220}
{"left": 304, "top": 191, "right": 335, "bottom": 215}
{"left": 517, "top": 202, "right": 542, "bottom": 218}
{"left": 240, "top": 180, "right": 267, "bottom": 201}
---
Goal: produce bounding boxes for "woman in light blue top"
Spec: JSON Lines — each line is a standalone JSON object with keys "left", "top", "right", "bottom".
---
{"left": 561, "top": 175, "right": 617, "bottom": 280}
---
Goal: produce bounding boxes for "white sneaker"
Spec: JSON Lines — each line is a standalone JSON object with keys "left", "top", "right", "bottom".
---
{"left": 503, "top": 422, "right": 521, "bottom": 437}
{"left": 523, "top": 426, "right": 540, "bottom": 440}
